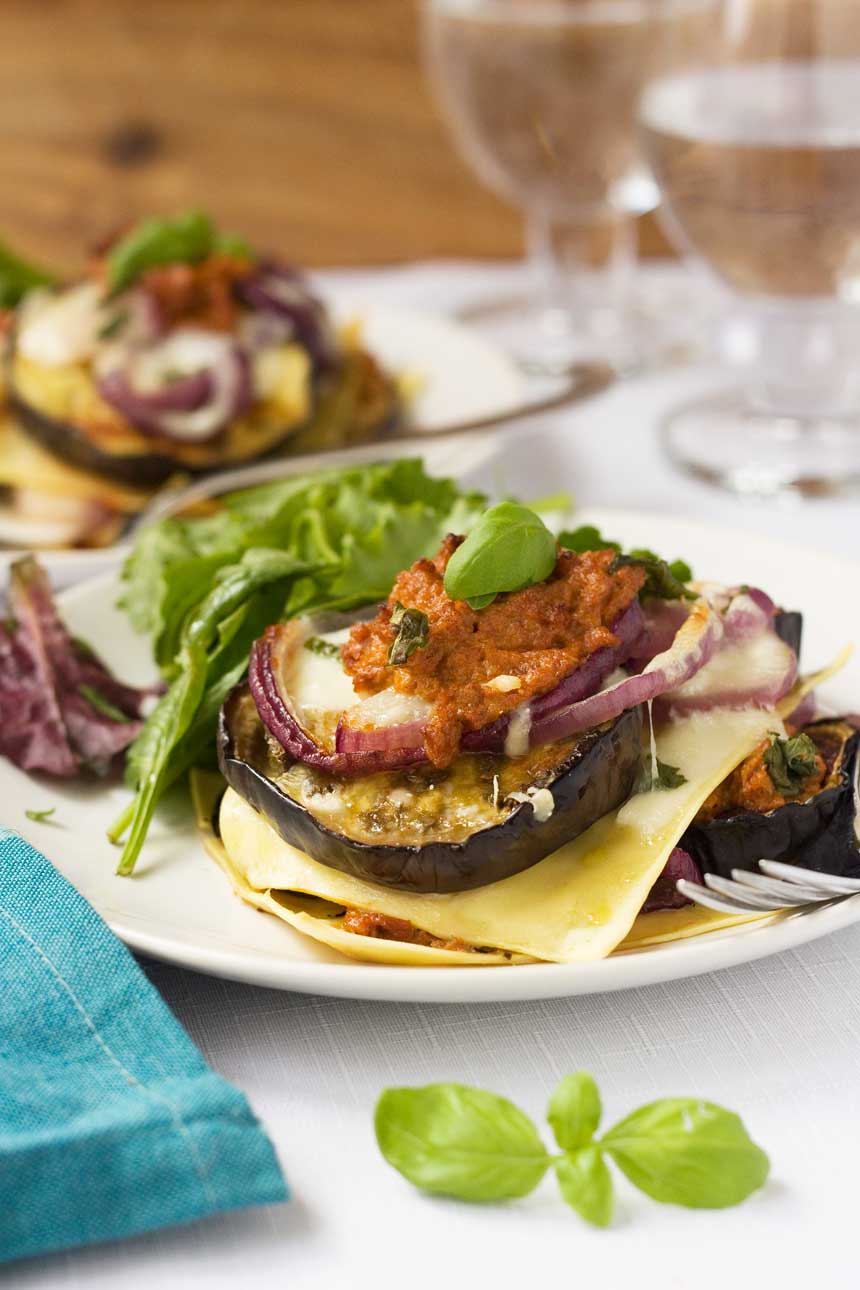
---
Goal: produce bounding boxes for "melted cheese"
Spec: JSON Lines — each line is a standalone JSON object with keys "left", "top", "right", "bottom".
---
{"left": 218, "top": 653, "right": 851, "bottom": 965}
{"left": 0, "top": 416, "right": 151, "bottom": 510}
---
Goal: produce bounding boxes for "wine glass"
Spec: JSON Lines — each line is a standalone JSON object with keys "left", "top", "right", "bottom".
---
{"left": 422, "top": 0, "right": 718, "bottom": 374}
{"left": 639, "top": 0, "right": 860, "bottom": 496}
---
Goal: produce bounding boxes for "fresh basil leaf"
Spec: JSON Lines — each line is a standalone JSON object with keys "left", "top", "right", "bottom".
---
{"left": 465, "top": 592, "right": 497, "bottom": 611}
{"left": 25, "top": 806, "right": 57, "bottom": 824}
{"left": 387, "top": 603, "right": 429, "bottom": 666}
{"left": 107, "top": 210, "right": 216, "bottom": 293}
{"left": 304, "top": 636, "right": 340, "bottom": 659}
{"left": 602, "top": 1099, "right": 770, "bottom": 1208}
{"left": 610, "top": 550, "right": 695, "bottom": 602}
{"left": 0, "top": 239, "right": 57, "bottom": 308}
{"left": 547, "top": 1071, "right": 602, "bottom": 1151}
{"left": 555, "top": 1148, "right": 614, "bottom": 1227}
{"left": 635, "top": 757, "right": 688, "bottom": 794}
{"left": 375, "top": 1084, "right": 550, "bottom": 1202}
{"left": 78, "top": 684, "right": 132, "bottom": 724}
{"left": 557, "top": 524, "right": 620, "bottom": 555}
{"left": 215, "top": 231, "right": 254, "bottom": 259}
{"left": 764, "top": 732, "right": 818, "bottom": 797}
{"left": 444, "top": 502, "right": 557, "bottom": 607}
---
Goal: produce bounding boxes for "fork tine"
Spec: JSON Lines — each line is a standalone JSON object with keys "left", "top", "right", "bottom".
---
{"left": 676, "top": 878, "right": 771, "bottom": 915}
{"left": 728, "top": 869, "right": 827, "bottom": 905}
{"left": 758, "top": 859, "right": 860, "bottom": 894}
{"left": 702, "top": 873, "right": 793, "bottom": 910}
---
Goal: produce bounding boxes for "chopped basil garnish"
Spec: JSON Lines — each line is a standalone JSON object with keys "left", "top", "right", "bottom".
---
{"left": 304, "top": 636, "right": 341, "bottom": 659}
{"left": 558, "top": 525, "right": 694, "bottom": 602}
{"left": 444, "top": 502, "right": 557, "bottom": 610}
{"left": 25, "top": 807, "right": 56, "bottom": 824}
{"left": 636, "top": 757, "right": 688, "bottom": 794}
{"left": 764, "top": 732, "right": 819, "bottom": 797}
{"left": 387, "top": 603, "right": 429, "bottom": 666}
{"left": 97, "top": 310, "right": 129, "bottom": 341}
{"left": 79, "top": 684, "right": 132, "bottom": 724}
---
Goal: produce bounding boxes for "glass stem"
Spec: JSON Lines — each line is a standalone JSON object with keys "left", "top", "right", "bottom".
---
{"left": 526, "top": 208, "right": 638, "bottom": 367}
{"left": 729, "top": 298, "right": 860, "bottom": 420}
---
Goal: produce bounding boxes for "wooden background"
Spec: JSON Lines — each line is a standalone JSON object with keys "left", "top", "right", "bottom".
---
{"left": 0, "top": 0, "right": 668, "bottom": 272}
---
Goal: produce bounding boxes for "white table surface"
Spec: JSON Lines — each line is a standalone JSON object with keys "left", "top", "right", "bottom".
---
{"left": 14, "top": 263, "right": 860, "bottom": 1290}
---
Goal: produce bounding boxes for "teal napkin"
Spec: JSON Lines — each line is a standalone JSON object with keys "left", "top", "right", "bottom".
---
{"left": 0, "top": 828, "right": 287, "bottom": 1263}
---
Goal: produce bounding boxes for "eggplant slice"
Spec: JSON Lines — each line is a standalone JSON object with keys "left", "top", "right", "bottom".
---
{"left": 9, "top": 351, "right": 399, "bottom": 488}
{"left": 682, "top": 719, "right": 860, "bottom": 880}
{"left": 218, "top": 685, "right": 643, "bottom": 894}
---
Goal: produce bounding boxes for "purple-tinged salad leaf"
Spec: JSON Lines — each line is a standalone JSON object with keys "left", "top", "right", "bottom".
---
{"left": 641, "top": 847, "right": 702, "bottom": 913}
{"left": 0, "top": 556, "right": 153, "bottom": 777}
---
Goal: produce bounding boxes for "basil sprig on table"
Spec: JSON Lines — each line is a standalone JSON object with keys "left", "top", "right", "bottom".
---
{"left": 375, "top": 1072, "right": 769, "bottom": 1225}
{"left": 559, "top": 524, "right": 694, "bottom": 602}
{"left": 107, "top": 210, "right": 254, "bottom": 294}
{"left": 443, "top": 502, "right": 558, "bottom": 610}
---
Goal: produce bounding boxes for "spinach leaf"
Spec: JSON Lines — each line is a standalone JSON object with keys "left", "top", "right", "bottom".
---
{"left": 443, "top": 502, "right": 557, "bottom": 610}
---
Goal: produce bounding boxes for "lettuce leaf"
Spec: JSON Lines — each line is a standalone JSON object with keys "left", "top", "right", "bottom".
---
{"left": 113, "top": 459, "right": 486, "bottom": 871}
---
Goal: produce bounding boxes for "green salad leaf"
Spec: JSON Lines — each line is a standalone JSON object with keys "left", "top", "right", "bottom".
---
{"left": 112, "top": 459, "right": 486, "bottom": 872}
{"left": 443, "top": 502, "right": 557, "bottom": 610}
{"left": 558, "top": 524, "right": 694, "bottom": 602}
{"left": 106, "top": 210, "right": 254, "bottom": 294}
{"left": 0, "top": 238, "right": 57, "bottom": 309}
{"left": 376, "top": 1074, "right": 769, "bottom": 1225}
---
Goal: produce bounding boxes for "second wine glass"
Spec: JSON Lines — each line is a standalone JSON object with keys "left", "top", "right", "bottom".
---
{"left": 423, "top": 0, "right": 718, "bottom": 372}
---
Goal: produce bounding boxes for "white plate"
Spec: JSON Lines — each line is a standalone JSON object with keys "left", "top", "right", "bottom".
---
{"left": 5, "top": 492, "right": 860, "bottom": 1003}
{"left": 0, "top": 301, "right": 527, "bottom": 587}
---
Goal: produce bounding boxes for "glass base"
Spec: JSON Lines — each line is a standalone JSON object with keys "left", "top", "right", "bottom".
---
{"left": 458, "top": 266, "right": 715, "bottom": 378}
{"left": 662, "top": 389, "right": 860, "bottom": 498}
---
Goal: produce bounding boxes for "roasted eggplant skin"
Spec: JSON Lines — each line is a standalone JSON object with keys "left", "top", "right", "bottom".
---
{"left": 8, "top": 354, "right": 400, "bottom": 488}
{"left": 682, "top": 719, "right": 860, "bottom": 881}
{"left": 218, "top": 685, "right": 643, "bottom": 894}
{"left": 773, "top": 610, "right": 802, "bottom": 658}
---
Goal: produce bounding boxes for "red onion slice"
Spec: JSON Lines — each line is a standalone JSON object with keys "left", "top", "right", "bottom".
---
{"left": 97, "top": 330, "right": 251, "bottom": 441}
{"left": 236, "top": 262, "right": 337, "bottom": 370}
{"left": 250, "top": 623, "right": 427, "bottom": 776}
{"left": 528, "top": 599, "right": 723, "bottom": 745}
{"left": 655, "top": 628, "right": 797, "bottom": 720}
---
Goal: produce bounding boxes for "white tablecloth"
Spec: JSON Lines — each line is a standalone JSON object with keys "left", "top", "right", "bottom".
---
{"left": 16, "top": 264, "right": 860, "bottom": 1290}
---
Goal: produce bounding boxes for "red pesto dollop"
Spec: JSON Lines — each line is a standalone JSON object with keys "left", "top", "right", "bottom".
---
{"left": 341, "top": 535, "right": 644, "bottom": 768}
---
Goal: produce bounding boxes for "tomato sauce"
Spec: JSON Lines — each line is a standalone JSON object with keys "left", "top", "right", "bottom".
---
{"left": 341, "top": 535, "right": 644, "bottom": 767}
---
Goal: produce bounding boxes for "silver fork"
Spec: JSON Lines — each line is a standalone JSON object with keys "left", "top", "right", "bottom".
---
{"left": 678, "top": 860, "right": 860, "bottom": 915}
